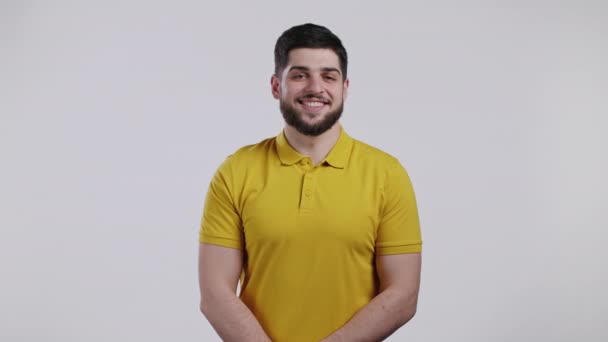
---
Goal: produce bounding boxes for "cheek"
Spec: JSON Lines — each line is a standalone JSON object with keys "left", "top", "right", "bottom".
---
{"left": 284, "top": 87, "right": 305, "bottom": 99}
{"left": 331, "top": 88, "right": 345, "bottom": 100}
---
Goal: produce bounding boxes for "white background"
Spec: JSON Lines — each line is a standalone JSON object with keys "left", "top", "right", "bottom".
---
{"left": 1, "top": 1, "right": 607, "bottom": 341}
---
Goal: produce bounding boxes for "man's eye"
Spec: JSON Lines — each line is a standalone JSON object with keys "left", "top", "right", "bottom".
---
{"left": 293, "top": 74, "right": 306, "bottom": 79}
{"left": 324, "top": 76, "right": 336, "bottom": 81}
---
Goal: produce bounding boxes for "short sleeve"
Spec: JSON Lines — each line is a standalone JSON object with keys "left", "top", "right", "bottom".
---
{"left": 199, "top": 157, "right": 244, "bottom": 250}
{"left": 375, "top": 160, "right": 422, "bottom": 255}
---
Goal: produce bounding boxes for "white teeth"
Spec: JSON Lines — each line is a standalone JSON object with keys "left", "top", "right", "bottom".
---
{"left": 303, "top": 101, "right": 324, "bottom": 107}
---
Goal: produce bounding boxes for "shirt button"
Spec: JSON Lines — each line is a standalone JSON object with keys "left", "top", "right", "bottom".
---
{"left": 305, "top": 190, "right": 312, "bottom": 197}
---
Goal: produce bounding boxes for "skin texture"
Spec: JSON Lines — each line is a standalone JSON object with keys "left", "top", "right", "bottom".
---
{"left": 198, "top": 243, "right": 271, "bottom": 342}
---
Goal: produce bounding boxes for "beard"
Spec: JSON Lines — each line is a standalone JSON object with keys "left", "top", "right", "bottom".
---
{"left": 280, "top": 97, "right": 344, "bottom": 137}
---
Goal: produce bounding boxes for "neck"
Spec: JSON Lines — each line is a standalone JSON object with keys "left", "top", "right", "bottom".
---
{"left": 283, "top": 123, "right": 342, "bottom": 166}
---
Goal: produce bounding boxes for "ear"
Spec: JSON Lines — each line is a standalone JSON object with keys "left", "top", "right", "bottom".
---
{"left": 342, "top": 78, "right": 350, "bottom": 100}
{"left": 271, "top": 74, "right": 281, "bottom": 99}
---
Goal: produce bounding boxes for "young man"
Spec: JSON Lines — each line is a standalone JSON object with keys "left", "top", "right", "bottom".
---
{"left": 198, "top": 23, "right": 422, "bottom": 342}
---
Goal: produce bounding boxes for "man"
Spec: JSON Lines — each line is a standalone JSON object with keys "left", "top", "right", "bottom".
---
{"left": 198, "top": 23, "right": 422, "bottom": 342}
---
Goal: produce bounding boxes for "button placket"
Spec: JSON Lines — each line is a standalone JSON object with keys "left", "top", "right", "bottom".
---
{"left": 300, "top": 170, "right": 316, "bottom": 210}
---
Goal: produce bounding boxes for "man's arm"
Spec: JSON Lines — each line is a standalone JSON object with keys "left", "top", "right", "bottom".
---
{"left": 320, "top": 252, "right": 421, "bottom": 342}
{"left": 198, "top": 243, "right": 271, "bottom": 342}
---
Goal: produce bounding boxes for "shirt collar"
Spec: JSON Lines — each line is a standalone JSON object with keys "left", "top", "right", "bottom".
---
{"left": 275, "top": 127, "right": 353, "bottom": 169}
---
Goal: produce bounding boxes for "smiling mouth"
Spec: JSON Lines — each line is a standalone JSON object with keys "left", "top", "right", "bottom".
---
{"left": 297, "top": 97, "right": 330, "bottom": 109}
{"left": 299, "top": 100, "right": 325, "bottom": 107}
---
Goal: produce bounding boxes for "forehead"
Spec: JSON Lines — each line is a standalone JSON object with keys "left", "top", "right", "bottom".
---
{"left": 286, "top": 48, "right": 341, "bottom": 70}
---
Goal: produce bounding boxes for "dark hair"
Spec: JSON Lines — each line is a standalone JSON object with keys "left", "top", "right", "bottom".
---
{"left": 274, "top": 23, "right": 348, "bottom": 79}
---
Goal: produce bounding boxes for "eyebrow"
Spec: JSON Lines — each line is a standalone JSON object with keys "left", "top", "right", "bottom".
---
{"left": 288, "top": 66, "right": 342, "bottom": 75}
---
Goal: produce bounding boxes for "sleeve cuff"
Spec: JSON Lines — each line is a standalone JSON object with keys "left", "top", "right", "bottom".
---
{"left": 375, "top": 241, "right": 422, "bottom": 255}
{"left": 200, "top": 234, "right": 243, "bottom": 250}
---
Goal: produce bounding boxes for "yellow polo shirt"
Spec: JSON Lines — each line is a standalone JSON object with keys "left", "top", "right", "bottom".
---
{"left": 200, "top": 128, "right": 422, "bottom": 342}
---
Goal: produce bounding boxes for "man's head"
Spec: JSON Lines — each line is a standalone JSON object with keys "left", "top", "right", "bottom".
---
{"left": 271, "top": 24, "right": 349, "bottom": 137}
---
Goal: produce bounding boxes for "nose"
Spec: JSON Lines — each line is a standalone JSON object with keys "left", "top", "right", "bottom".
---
{"left": 304, "top": 74, "right": 324, "bottom": 94}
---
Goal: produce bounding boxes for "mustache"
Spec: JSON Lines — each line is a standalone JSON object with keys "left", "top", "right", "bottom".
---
{"left": 297, "top": 94, "right": 331, "bottom": 103}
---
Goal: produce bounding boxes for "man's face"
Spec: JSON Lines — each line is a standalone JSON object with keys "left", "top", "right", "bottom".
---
{"left": 272, "top": 48, "right": 349, "bottom": 136}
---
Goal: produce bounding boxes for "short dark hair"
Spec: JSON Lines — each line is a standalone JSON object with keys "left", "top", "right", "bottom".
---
{"left": 274, "top": 23, "right": 348, "bottom": 79}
